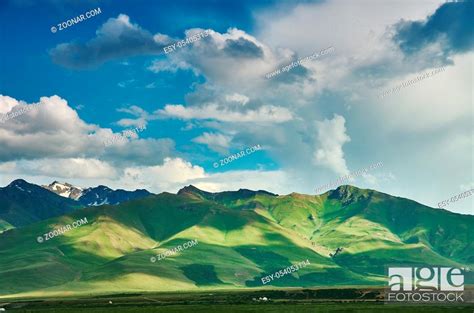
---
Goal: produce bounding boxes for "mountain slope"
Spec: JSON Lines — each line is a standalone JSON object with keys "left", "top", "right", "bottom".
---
{"left": 0, "top": 185, "right": 472, "bottom": 299}
{"left": 0, "top": 179, "right": 80, "bottom": 228}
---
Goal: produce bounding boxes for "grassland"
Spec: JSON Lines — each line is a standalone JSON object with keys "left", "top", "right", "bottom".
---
{"left": 2, "top": 289, "right": 473, "bottom": 312}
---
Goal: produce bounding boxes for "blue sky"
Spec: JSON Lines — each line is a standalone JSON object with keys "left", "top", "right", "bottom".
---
{"left": 0, "top": 0, "right": 472, "bottom": 214}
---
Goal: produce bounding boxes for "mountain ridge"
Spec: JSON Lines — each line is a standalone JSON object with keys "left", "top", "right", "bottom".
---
{"left": 0, "top": 182, "right": 472, "bottom": 299}
{"left": 43, "top": 180, "right": 154, "bottom": 206}
{"left": 0, "top": 179, "right": 155, "bottom": 230}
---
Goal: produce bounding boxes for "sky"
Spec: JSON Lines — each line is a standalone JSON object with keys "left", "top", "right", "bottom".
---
{"left": 0, "top": 0, "right": 472, "bottom": 214}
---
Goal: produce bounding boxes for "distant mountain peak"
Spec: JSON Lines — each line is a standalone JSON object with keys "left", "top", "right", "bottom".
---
{"left": 335, "top": 184, "right": 358, "bottom": 193}
{"left": 8, "top": 179, "right": 29, "bottom": 186}
{"left": 327, "top": 185, "right": 369, "bottom": 205}
{"left": 43, "top": 181, "right": 84, "bottom": 200}
{"left": 177, "top": 185, "right": 213, "bottom": 199}
{"left": 235, "top": 188, "right": 278, "bottom": 197}
{"left": 7, "top": 179, "right": 38, "bottom": 192}
{"left": 178, "top": 185, "right": 202, "bottom": 192}
{"left": 95, "top": 185, "right": 112, "bottom": 191}
{"left": 177, "top": 186, "right": 278, "bottom": 206}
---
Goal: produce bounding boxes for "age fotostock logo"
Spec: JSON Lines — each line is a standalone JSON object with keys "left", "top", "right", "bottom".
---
{"left": 386, "top": 267, "right": 466, "bottom": 303}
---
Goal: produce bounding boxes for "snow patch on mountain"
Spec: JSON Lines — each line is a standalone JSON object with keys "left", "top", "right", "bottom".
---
{"left": 42, "top": 181, "right": 83, "bottom": 200}
{"left": 42, "top": 181, "right": 152, "bottom": 206}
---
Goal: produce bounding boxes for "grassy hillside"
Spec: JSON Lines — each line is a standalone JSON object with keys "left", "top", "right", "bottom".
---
{"left": 0, "top": 185, "right": 472, "bottom": 299}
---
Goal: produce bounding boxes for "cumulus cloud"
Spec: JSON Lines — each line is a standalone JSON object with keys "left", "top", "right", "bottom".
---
{"left": 50, "top": 14, "right": 172, "bottom": 69}
{"left": 313, "top": 114, "right": 351, "bottom": 176}
{"left": 0, "top": 95, "right": 21, "bottom": 114}
{"left": 255, "top": 0, "right": 454, "bottom": 94}
{"left": 145, "top": 26, "right": 332, "bottom": 178}
{"left": 156, "top": 28, "right": 296, "bottom": 88}
{"left": 0, "top": 95, "right": 174, "bottom": 166}
{"left": 0, "top": 95, "right": 97, "bottom": 161}
{"left": 118, "top": 157, "right": 206, "bottom": 191}
{"left": 257, "top": 0, "right": 443, "bottom": 56}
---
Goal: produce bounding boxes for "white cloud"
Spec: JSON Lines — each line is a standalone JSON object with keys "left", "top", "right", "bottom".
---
{"left": 313, "top": 115, "right": 351, "bottom": 176}
{"left": 0, "top": 95, "right": 22, "bottom": 114}
{"left": 148, "top": 59, "right": 196, "bottom": 74}
{"left": 116, "top": 105, "right": 150, "bottom": 128}
{"left": 158, "top": 103, "right": 293, "bottom": 123}
{"left": 155, "top": 27, "right": 300, "bottom": 91}
{"left": 116, "top": 158, "right": 291, "bottom": 195}
{"left": 371, "top": 54, "right": 473, "bottom": 132}
{"left": 0, "top": 158, "right": 117, "bottom": 179}
{"left": 190, "top": 170, "right": 289, "bottom": 194}
{"left": 117, "top": 157, "right": 206, "bottom": 192}
{"left": 0, "top": 95, "right": 174, "bottom": 166}
{"left": 192, "top": 132, "right": 232, "bottom": 154}
{"left": 257, "top": 0, "right": 443, "bottom": 57}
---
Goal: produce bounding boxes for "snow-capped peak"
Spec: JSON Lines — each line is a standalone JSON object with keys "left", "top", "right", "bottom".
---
{"left": 42, "top": 181, "right": 83, "bottom": 200}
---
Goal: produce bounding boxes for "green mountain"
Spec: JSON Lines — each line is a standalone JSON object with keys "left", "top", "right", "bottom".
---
{"left": 0, "top": 185, "right": 472, "bottom": 299}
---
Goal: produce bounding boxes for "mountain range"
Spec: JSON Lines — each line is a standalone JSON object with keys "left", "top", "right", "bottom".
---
{"left": 0, "top": 183, "right": 472, "bottom": 299}
{"left": 0, "top": 179, "right": 79, "bottom": 231}
{"left": 43, "top": 181, "right": 152, "bottom": 206}
{"left": 0, "top": 179, "right": 153, "bottom": 230}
